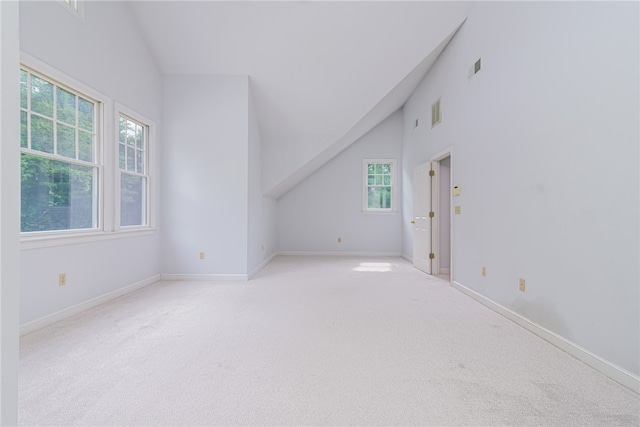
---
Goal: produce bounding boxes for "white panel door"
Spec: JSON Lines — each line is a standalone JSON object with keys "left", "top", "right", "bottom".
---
{"left": 413, "top": 162, "right": 433, "bottom": 274}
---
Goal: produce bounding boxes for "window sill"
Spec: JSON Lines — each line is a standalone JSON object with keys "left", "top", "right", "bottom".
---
{"left": 21, "top": 227, "right": 158, "bottom": 250}
{"left": 362, "top": 210, "right": 398, "bottom": 215}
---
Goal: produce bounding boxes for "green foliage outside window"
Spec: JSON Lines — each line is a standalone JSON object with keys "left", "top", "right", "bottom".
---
{"left": 118, "top": 115, "right": 147, "bottom": 226}
{"left": 20, "top": 68, "right": 97, "bottom": 233}
{"left": 367, "top": 162, "right": 392, "bottom": 209}
{"left": 21, "top": 154, "right": 95, "bottom": 232}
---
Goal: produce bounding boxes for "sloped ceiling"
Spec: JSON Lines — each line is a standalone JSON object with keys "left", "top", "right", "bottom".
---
{"left": 127, "top": 1, "right": 470, "bottom": 198}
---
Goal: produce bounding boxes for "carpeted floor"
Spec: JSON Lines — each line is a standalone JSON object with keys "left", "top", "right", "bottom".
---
{"left": 19, "top": 256, "right": 640, "bottom": 426}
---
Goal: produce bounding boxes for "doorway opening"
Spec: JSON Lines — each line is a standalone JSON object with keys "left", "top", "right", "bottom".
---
{"left": 435, "top": 155, "right": 451, "bottom": 281}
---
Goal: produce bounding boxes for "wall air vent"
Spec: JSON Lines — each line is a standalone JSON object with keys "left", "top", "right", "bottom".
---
{"left": 431, "top": 98, "right": 442, "bottom": 128}
{"left": 469, "top": 57, "right": 482, "bottom": 78}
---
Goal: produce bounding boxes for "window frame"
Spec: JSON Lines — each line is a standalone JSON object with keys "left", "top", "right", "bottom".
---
{"left": 362, "top": 159, "right": 397, "bottom": 214}
{"left": 20, "top": 60, "right": 105, "bottom": 238}
{"left": 114, "top": 103, "right": 156, "bottom": 231}
{"left": 56, "top": 0, "right": 85, "bottom": 22}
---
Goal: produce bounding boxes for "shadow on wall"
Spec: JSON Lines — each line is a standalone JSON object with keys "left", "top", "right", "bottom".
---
{"left": 510, "top": 297, "right": 572, "bottom": 342}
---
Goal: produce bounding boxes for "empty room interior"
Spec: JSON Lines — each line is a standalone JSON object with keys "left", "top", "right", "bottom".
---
{"left": 0, "top": 0, "right": 639, "bottom": 425}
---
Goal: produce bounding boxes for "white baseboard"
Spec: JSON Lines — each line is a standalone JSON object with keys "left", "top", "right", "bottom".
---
{"left": 20, "top": 274, "right": 161, "bottom": 336}
{"left": 248, "top": 253, "right": 277, "bottom": 279}
{"left": 277, "top": 251, "right": 402, "bottom": 257}
{"left": 161, "top": 273, "right": 248, "bottom": 281}
{"left": 451, "top": 280, "right": 640, "bottom": 394}
{"left": 440, "top": 267, "right": 450, "bottom": 274}
{"left": 401, "top": 254, "right": 413, "bottom": 263}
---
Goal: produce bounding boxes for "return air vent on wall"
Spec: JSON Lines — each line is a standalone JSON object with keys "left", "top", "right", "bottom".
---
{"left": 431, "top": 98, "right": 442, "bottom": 128}
{"left": 469, "top": 57, "right": 481, "bottom": 78}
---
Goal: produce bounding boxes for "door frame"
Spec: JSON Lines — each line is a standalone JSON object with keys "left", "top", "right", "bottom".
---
{"left": 431, "top": 147, "right": 453, "bottom": 282}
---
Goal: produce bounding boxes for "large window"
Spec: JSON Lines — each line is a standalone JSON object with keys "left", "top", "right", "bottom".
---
{"left": 363, "top": 159, "right": 396, "bottom": 213}
{"left": 20, "top": 67, "right": 99, "bottom": 233}
{"left": 118, "top": 113, "right": 150, "bottom": 227}
{"left": 20, "top": 58, "right": 157, "bottom": 245}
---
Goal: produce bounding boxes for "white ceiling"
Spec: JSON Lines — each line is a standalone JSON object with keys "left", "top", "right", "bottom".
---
{"left": 127, "top": 1, "right": 470, "bottom": 198}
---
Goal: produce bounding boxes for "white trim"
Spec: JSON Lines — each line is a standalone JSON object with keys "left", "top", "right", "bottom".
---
{"left": 401, "top": 253, "right": 413, "bottom": 263}
{"left": 20, "top": 53, "right": 109, "bottom": 108}
{"left": 429, "top": 148, "right": 454, "bottom": 278}
{"left": 362, "top": 158, "right": 397, "bottom": 213}
{"left": 20, "top": 53, "right": 113, "bottom": 241}
{"left": 114, "top": 103, "right": 157, "bottom": 231}
{"left": 277, "top": 251, "right": 402, "bottom": 257}
{"left": 431, "top": 97, "right": 442, "bottom": 128}
{"left": 248, "top": 253, "right": 277, "bottom": 279}
{"left": 20, "top": 228, "right": 158, "bottom": 250}
{"left": 20, "top": 274, "right": 161, "bottom": 336}
{"left": 161, "top": 274, "right": 248, "bottom": 281}
{"left": 361, "top": 210, "right": 398, "bottom": 216}
{"left": 55, "top": 0, "right": 85, "bottom": 22}
{"left": 439, "top": 267, "right": 450, "bottom": 274}
{"left": 452, "top": 280, "right": 640, "bottom": 394}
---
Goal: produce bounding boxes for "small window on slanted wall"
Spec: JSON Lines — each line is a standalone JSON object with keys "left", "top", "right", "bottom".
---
{"left": 431, "top": 98, "right": 442, "bottom": 128}
{"left": 117, "top": 108, "right": 153, "bottom": 228}
{"left": 57, "top": 0, "right": 85, "bottom": 21}
{"left": 363, "top": 159, "right": 396, "bottom": 213}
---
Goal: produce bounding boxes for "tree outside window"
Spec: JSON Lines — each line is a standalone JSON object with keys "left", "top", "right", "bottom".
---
{"left": 363, "top": 159, "right": 396, "bottom": 213}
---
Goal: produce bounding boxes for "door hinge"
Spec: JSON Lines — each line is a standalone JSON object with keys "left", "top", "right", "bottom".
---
{"left": 429, "top": 170, "right": 435, "bottom": 177}
{"left": 429, "top": 253, "right": 435, "bottom": 259}
{"left": 429, "top": 211, "right": 435, "bottom": 218}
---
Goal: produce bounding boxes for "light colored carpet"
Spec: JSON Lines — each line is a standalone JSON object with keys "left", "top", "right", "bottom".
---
{"left": 19, "top": 256, "right": 640, "bottom": 426}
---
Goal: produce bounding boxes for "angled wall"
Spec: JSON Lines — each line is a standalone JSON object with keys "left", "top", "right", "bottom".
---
{"left": 402, "top": 1, "right": 639, "bottom": 381}
{"left": 277, "top": 110, "right": 403, "bottom": 254}
{"left": 248, "top": 82, "right": 277, "bottom": 275}
{"left": 260, "top": 2, "right": 470, "bottom": 199}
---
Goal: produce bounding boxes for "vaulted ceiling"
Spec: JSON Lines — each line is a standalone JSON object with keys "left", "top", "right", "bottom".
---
{"left": 127, "top": 1, "right": 470, "bottom": 198}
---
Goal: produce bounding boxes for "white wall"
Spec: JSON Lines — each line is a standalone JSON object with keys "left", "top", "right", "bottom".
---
{"left": 277, "top": 110, "right": 403, "bottom": 254}
{"left": 248, "top": 82, "right": 276, "bottom": 275}
{"left": 162, "top": 75, "right": 249, "bottom": 276}
{"left": 402, "top": 2, "right": 639, "bottom": 377}
{"left": 1, "top": 1, "right": 21, "bottom": 422}
{"left": 19, "top": 0, "right": 163, "bottom": 325}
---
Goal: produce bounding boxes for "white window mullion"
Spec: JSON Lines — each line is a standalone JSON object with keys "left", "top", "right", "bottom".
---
{"left": 26, "top": 72, "right": 32, "bottom": 150}
{"left": 52, "top": 83, "right": 57, "bottom": 156}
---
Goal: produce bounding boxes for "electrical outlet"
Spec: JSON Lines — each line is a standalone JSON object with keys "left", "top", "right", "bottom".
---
{"left": 519, "top": 278, "right": 526, "bottom": 292}
{"left": 482, "top": 266, "right": 486, "bottom": 277}
{"left": 199, "top": 252, "right": 205, "bottom": 260}
{"left": 338, "top": 237, "right": 342, "bottom": 243}
{"left": 59, "top": 273, "right": 66, "bottom": 286}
